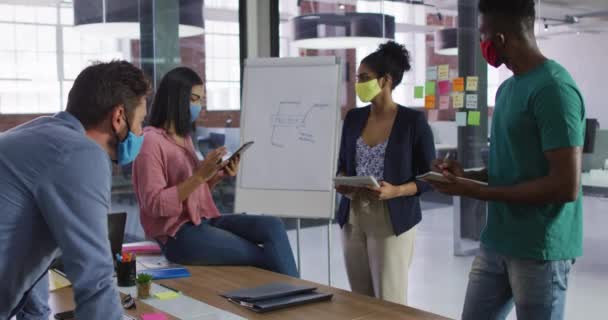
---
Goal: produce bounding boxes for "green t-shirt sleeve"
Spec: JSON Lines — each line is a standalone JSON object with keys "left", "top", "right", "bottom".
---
{"left": 532, "top": 83, "right": 585, "bottom": 152}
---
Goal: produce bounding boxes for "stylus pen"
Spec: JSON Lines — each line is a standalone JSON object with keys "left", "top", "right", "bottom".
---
{"left": 157, "top": 282, "right": 181, "bottom": 294}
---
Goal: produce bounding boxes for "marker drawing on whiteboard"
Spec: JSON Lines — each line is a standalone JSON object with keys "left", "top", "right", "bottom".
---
{"left": 270, "top": 101, "right": 328, "bottom": 148}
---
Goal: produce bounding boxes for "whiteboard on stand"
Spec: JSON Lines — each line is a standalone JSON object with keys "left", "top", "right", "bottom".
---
{"left": 235, "top": 56, "right": 342, "bottom": 219}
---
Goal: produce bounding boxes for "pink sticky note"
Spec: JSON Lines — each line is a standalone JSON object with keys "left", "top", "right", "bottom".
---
{"left": 438, "top": 80, "right": 451, "bottom": 95}
{"left": 439, "top": 96, "right": 450, "bottom": 110}
{"left": 141, "top": 314, "right": 168, "bottom": 320}
{"left": 427, "top": 109, "right": 439, "bottom": 121}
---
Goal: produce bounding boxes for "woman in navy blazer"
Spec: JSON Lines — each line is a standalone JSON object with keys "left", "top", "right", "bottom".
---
{"left": 336, "top": 41, "right": 436, "bottom": 305}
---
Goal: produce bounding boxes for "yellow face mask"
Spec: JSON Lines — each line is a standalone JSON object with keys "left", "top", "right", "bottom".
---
{"left": 355, "top": 79, "right": 382, "bottom": 103}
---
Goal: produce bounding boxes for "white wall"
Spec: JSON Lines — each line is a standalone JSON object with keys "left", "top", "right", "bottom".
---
{"left": 539, "top": 33, "right": 608, "bottom": 126}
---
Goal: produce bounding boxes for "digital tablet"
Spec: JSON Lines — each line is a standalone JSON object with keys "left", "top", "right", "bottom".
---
{"left": 416, "top": 171, "right": 488, "bottom": 186}
{"left": 333, "top": 176, "right": 381, "bottom": 188}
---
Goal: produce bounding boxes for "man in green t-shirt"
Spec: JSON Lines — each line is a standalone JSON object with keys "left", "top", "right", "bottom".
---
{"left": 430, "top": 0, "right": 585, "bottom": 319}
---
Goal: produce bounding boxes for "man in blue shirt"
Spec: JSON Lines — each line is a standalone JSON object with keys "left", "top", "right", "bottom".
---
{"left": 0, "top": 61, "right": 149, "bottom": 319}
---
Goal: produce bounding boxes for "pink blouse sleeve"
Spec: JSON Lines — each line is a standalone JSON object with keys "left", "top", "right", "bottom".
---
{"left": 132, "top": 144, "right": 184, "bottom": 218}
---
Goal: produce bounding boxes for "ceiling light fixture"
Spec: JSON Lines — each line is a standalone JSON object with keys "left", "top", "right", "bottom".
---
{"left": 434, "top": 28, "right": 457, "bottom": 56}
{"left": 292, "top": 12, "right": 395, "bottom": 49}
{"left": 73, "top": 0, "right": 204, "bottom": 39}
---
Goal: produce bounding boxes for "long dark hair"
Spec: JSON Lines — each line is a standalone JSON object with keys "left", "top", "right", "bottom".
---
{"left": 148, "top": 67, "right": 203, "bottom": 136}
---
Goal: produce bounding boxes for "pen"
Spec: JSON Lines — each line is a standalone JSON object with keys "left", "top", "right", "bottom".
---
{"left": 157, "top": 282, "right": 181, "bottom": 294}
{"left": 444, "top": 152, "right": 451, "bottom": 161}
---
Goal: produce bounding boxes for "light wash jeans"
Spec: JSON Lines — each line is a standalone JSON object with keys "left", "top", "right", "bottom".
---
{"left": 10, "top": 273, "right": 51, "bottom": 320}
{"left": 462, "top": 246, "right": 573, "bottom": 320}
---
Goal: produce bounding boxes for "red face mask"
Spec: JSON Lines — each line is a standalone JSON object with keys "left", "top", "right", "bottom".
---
{"left": 480, "top": 40, "right": 503, "bottom": 68}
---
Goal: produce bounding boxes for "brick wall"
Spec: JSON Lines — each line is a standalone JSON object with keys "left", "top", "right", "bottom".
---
{"left": 0, "top": 114, "right": 50, "bottom": 132}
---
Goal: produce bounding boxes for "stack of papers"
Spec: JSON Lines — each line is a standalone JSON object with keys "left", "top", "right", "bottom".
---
{"left": 137, "top": 255, "right": 191, "bottom": 280}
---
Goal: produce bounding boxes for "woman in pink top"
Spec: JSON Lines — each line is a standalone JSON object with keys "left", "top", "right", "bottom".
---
{"left": 132, "top": 67, "right": 298, "bottom": 277}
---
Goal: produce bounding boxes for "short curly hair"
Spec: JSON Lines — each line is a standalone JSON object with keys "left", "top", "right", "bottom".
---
{"left": 479, "top": 0, "right": 536, "bottom": 32}
{"left": 479, "top": 0, "right": 535, "bottom": 18}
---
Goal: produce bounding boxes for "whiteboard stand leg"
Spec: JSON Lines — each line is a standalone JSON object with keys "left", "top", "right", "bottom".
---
{"left": 327, "top": 219, "right": 332, "bottom": 287}
{"left": 296, "top": 218, "right": 302, "bottom": 276}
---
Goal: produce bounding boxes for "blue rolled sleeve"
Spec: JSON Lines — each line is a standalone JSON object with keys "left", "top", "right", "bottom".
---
{"left": 34, "top": 148, "right": 122, "bottom": 320}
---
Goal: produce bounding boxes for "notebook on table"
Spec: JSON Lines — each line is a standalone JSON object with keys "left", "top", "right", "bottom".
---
{"left": 136, "top": 255, "right": 191, "bottom": 280}
{"left": 221, "top": 282, "right": 333, "bottom": 313}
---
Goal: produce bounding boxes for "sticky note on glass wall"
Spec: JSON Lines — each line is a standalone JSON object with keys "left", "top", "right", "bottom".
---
{"left": 426, "top": 66, "right": 438, "bottom": 81}
{"left": 439, "top": 96, "right": 450, "bottom": 110}
{"left": 452, "top": 77, "right": 465, "bottom": 92}
{"left": 425, "top": 81, "right": 436, "bottom": 96}
{"left": 456, "top": 112, "right": 468, "bottom": 127}
{"left": 427, "top": 109, "right": 439, "bottom": 121}
{"left": 438, "top": 65, "right": 450, "bottom": 81}
{"left": 438, "top": 81, "right": 450, "bottom": 95}
{"left": 425, "top": 95, "right": 436, "bottom": 109}
{"left": 468, "top": 111, "right": 481, "bottom": 126}
{"left": 466, "top": 94, "right": 478, "bottom": 109}
{"left": 466, "top": 76, "right": 479, "bottom": 91}
{"left": 452, "top": 92, "right": 465, "bottom": 109}
{"left": 414, "top": 86, "right": 424, "bottom": 99}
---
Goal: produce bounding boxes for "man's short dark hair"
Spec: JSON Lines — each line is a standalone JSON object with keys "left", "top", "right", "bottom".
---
{"left": 66, "top": 60, "right": 150, "bottom": 129}
{"left": 479, "top": 0, "right": 536, "bottom": 32}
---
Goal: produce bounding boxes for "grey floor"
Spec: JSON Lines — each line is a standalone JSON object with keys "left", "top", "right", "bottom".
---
{"left": 111, "top": 196, "right": 608, "bottom": 320}
{"left": 283, "top": 197, "right": 608, "bottom": 320}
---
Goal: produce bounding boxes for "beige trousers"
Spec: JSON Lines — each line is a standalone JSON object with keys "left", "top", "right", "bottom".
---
{"left": 341, "top": 194, "right": 416, "bottom": 305}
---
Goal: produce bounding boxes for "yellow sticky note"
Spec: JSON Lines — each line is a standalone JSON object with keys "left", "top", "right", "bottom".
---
{"left": 154, "top": 291, "right": 180, "bottom": 300}
{"left": 452, "top": 77, "right": 465, "bottom": 92}
{"left": 452, "top": 92, "right": 465, "bottom": 109}
{"left": 466, "top": 76, "right": 479, "bottom": 91}
{"left": 425, "top": 95, "right": 436, "bottom": 109}
{"left": 468, "top": 111, "right": 481, "bottom": 126}
{"left": 438, "top": 65, "right": 450, "bottom": 81}
{"left": 49, "top": 270, "right": 71, "bottom": 292}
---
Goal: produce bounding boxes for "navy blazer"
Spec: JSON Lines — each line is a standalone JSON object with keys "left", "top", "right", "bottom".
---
{"left": 337, "top": 105, "right": 436, "bottom": 236}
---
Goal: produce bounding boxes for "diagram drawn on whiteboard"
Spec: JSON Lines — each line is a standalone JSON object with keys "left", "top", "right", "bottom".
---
{"left": 270, "top": 101, "right": 329, "bottom": 148}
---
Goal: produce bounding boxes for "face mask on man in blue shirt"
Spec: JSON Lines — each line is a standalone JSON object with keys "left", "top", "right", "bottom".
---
{"left": 114, "top": 115, "right": 144, "bottom": 165}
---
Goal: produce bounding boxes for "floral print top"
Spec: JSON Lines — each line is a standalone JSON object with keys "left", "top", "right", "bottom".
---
{"left": 355, "top": 136, "right": 387, "bottom": 181}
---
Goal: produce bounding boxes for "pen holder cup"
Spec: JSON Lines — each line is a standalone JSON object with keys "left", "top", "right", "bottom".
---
{"left": 117, "top": 259, "right": 136, "bottom": 287}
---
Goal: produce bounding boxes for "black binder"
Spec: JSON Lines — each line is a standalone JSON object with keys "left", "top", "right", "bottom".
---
{"left": 221, "top": 282, "right": 333, "bottom": 313}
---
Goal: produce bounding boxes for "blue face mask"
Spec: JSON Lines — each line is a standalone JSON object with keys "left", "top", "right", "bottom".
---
{"left": 116, "top": 117, "right": 144, "bottom": 165}
{"left": 190, "top": 104, "right": 202, "bottom": 123}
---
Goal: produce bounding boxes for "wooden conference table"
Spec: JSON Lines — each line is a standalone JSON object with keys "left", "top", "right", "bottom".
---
{"left": 49, "top": 266, "right": 451, "bottom": 320}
